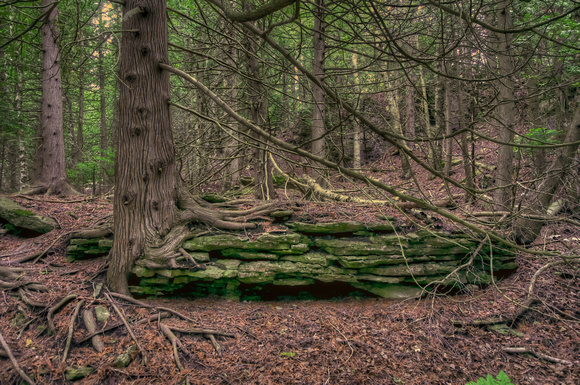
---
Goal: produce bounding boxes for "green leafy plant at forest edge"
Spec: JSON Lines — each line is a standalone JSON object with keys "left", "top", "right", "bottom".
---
{"left": 513, "top": 126, "right": 561, "bottom": 156}
{"left": 466, "top": 371, "right": 515, "bottom": 385}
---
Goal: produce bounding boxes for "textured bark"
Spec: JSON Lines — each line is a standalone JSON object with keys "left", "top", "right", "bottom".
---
{"left": 76, "top": 66, "right": 85, "bottom": 165}
{"left": 405, "top": 74, "right": 416, "bottom": 141}
{"left": 14, "top": 59, "right": 27, "bottom": 190}
{"left": 108, "top": 0, "right": 177, "bottom": 295}
{"left": 221, "top": 24, "right": 241, "bottom": 193}
{"left": 35, "top": 0, "right": 74, "bottom": 195}
{"left": 99, "top": 46, "right": 108, "bottom": 155}
{"left": 493, "top": 0, "right": 516, "bottom": 210}
{"left": 311, "top": 0, "right": 327, "bottom": 184}
{"left": 457, "top": 83, "right": 475, "bottom": 200}
{"left": 443, "top": 79, "right": 453, "bottom": 177}
{"left": 244, "top": 13, "right": 277, "bottom": 200}
{"left": 351, "top": 54, "right": 362, "bottom": 171}
{"left": 383, "top": 68, "right": 411, "bottom": 179}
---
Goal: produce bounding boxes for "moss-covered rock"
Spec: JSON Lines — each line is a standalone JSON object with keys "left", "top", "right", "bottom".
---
{"left": 65, "top": 366, "right": 94, "bottom": 381}
{"left": 0, "top": 197, "right": 59, "bottom": 234}
{"left": 183, "top": 233, "right": 311, "bottom": 254}
{"left": 289, "top": 221, "right": 398, "bottom": 234}
{"left": 315, "top": 238, "right": 404, "bottom": 256}
{"left": 280, "top": 252, "right": 333, "bottom": 266}
{"left": 66, "top": 220, "right": 516, "bottom": 301}
{"left": 360, "top": 261, "right": 460, "bottom": 277}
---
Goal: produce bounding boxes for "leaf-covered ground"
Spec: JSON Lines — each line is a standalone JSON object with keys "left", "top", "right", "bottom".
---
{"left": 1, "top": 195, "right": 579, "bottom": 385}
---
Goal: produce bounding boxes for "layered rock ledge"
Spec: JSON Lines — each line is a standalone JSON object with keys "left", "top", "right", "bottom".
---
{"left": 68, "top": 221, "right": 516, "bottom": 300}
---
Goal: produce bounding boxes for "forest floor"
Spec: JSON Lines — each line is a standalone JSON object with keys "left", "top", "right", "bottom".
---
{"left": 0, "top": 195, "right": 578, "bottom": 385}
{"left": 1, "top": 141, "right": 579, "bottom": 384}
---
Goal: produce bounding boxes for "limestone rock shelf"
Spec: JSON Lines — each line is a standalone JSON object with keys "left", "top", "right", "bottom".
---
{"left": 67, "top": 221, "right": 516, "bottom": 299}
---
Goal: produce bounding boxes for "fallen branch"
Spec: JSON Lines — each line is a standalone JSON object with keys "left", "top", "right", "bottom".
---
{"left": 503, "top": 346, "right": 578, "bottom": 365}
{"left": 0, "top": 329, "right": 36, "bottom": 385}
{"left": 303, "top": 174, "right": 459, "bottom": 209}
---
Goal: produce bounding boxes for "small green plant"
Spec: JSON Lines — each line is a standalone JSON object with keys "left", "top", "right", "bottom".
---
{"left": 466, "top": 371, "right": 514, "bottom": 385}
{"left": 514, "top": 126, "right": 561, "bottom": 156}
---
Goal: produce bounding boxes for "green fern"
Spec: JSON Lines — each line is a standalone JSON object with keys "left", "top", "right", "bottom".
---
{"left": 466, "top": 371, "right": 514, "bottom": 385}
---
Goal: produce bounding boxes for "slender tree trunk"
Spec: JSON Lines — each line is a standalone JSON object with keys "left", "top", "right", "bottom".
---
{"left": 14, "top": 59, "right": 27, "bottom": 190}
{"left": 77, "top": 67, "right": 85, "bottom": 165}
{"left": 98, "top": 43, "right": 109, "bottom": 194}
{"left": 526, "top": 77, "right": 546, "bottom": 176}
{"left": 494, "top": 0, "right": 516, "bottom": 210}
{"left": 108, "top": 0, "right": 177, "bottom": 295}
{"left": 457, "top": 82, "right": 475, "bottom": 200}
{"left": 405, "top": 73, "right": 417, "bottom": 141}
{"left": 34, "top": 0, "right": 75, "bottom": 195}
{"left": 513, "top": 102, "right": 580, "bottom": 244}
{"left": 221, "top": 27, "right": 240, "bottom": 193}
{"left": 351, "top": 54, "right": 361, "bottom": 171}
{"left": 443, "top": 79, "right": 453, "bottom": 177}
{"left": 99, "top": 48, "right": 108, "bottom": 155}
{"left": 311, "top": 0, "right": 327, "bottom": 184}
{"left": 383, "top": 68, "right": 411, "bottom": 179}
{"left": 432, "top": 75, "right": 445, "bottom": 174}
{"left": 244, "top": 17, "right": 276, "bottom": 200}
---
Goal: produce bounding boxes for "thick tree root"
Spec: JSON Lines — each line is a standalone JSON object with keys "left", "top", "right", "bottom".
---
{"left": 1, "top": 266, "right": 48, "bottom": 307}
{"left": 159, "top": 323, "right": 185, "bottom": 371}
{"left": 106, "top": 292, "right": 148, "bottom": 365}
{"left": 47, "top": 294, "right": 77, "bottom": 334}
{"left": 77, "top": 312, "right": 171, "bottom": 344}
{"left": 63, "top": 300, "right": 85, "bottom": 362}
{"left": 83, "top": 308, "right": 104, "bottom": 353}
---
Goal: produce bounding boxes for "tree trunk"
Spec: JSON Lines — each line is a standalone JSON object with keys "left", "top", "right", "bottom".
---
{"left": 493, "top": 0, "right": 516, "bottom": 211}
{"left": 13, "top": 56, "right": 27, "bottom": 191}
{"left": 351, "top": 53, "right": 361, "bottom": 171}
{"left": 244, "top": 16, "right": 277, "bottom": 200}
{"left": 457, "top": 82, "right": 475, "bottom": 200}
{"left": 311, "top": 0, "right": 327, "bottom": 185}
{"left": 383, "top": 68, "right": 411, "bottom": 179}
{"left": 98, "top": 42, "right": 109, "bottom": 194}
{"left": 108, "top": 0, "right": 178, "bottom": 295}
{"left": 513, "top": 102, "right": 580, "bottom": 244}
{"left": 443, "top": 78, "right": 453, "bottom": 177}
{"left": 76, "top": 66, "right": 85, "bottom": 165}
{"left": 34, "top": 0, "right": 75, "bottom": 195}
{"left": 221, "top": 26, "right": 241, "bottom": 193}
{"left": 405, "top": 73, "right": 416, "bottom": 142}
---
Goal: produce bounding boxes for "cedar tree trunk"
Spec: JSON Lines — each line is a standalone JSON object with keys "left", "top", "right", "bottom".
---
{"left": 311, "top": 0, "right": 327, "bottom": 184}
{"left": 34, "top": 0, "right": 75, "bottom": 195}
{"left": 107, "top": 0, "right": 178, "bottom": 295}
